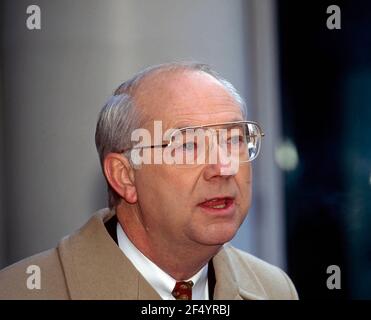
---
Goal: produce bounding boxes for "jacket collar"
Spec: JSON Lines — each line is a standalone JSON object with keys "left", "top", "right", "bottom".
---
{"left": 57, "top": 208, "right": 266, "bottom": 300}
{"left": 212, "top": 245, "right": 267, "bottom": 300}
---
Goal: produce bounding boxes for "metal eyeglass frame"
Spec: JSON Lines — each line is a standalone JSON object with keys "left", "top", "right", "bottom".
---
{"left": 120, "top": 120, "right": 265, "bottom": 163}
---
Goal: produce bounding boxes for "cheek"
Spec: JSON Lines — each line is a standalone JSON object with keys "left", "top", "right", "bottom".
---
{"left": 134, "top": 168, "right": 171, "bottom": 219}
{"left": 135, "top": 166, "right": 195, "bottom": 214}
{"left": 159, "top": 168, "right": 197, "bottom": 210}
{"left": 236, "top": 165, "right": 252, "bottom": 206}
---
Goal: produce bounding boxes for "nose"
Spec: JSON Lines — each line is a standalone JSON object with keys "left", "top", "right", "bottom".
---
{"left": 203, "top": 144, "right": 239, "bottom": 180}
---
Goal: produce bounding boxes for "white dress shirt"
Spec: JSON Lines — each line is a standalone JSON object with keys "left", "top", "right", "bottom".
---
{"left": 116, "top": 222, "right": 209, "bottom": 300}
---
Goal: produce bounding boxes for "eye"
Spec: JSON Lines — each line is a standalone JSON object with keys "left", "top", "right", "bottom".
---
{"left": 183, "top": 142, "right": 197, "bottom": 151}
{"left": 228, "top": 135, "right": 243, "bottom": 145}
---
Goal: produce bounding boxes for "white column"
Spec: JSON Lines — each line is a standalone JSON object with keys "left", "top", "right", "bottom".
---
{"left": 245, "top": 0, "right": 286, "bottom": 269}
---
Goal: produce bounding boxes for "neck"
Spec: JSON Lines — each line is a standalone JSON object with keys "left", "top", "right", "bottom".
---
{"left": 116, "top": 203, "right": 221, "bottom": 280}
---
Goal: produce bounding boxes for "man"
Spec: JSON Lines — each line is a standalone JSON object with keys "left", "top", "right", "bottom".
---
{"left": 0, "top": 62, "right": 298, "bottom": 299}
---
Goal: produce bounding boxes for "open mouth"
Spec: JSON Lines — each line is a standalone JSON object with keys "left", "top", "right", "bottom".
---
{"left": 198, "top": 197, "right": 234, "bottom": 210}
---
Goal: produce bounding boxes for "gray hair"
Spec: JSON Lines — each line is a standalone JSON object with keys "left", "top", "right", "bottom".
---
{"left": 95, "top": 62, "right": 247, "bottom": 208}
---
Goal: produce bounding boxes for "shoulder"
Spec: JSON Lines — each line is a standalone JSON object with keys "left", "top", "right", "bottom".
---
{"left": 0, "top": 248, "right": 69, "bottom": 299}
{"left": 0, "top": 208, "right": 114, "bottom": 300}
{"left": 222, "top": 244, "right": 299, "bottom": 300}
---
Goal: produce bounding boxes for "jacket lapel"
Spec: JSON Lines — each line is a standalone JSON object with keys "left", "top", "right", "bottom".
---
{"left": 212, "top": 245, "right": 267, "bottom": 300}
{"left": 57, "top": 208, "right": 160, "bottom": 300}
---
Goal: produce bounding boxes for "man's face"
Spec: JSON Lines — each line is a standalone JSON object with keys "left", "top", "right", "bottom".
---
{"left": 132, "top": 71, "right": 252, "bottom": 250}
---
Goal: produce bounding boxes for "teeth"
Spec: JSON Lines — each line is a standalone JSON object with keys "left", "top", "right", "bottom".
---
{"left": 212, "top": 204, "right": 225, "bottom": 209}
{"left": 201, "top": 198, "right": 232, "bottom": 209}
{"left": 209, "top": 204, "right": 226, "bottom": 209}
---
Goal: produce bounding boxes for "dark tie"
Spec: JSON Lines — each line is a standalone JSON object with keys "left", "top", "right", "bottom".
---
{"left": 171, "top": 280, "right": 194, "bottom": 300}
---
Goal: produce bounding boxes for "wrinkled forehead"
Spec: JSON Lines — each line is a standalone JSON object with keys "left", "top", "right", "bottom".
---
{"left": 134, "top": 70, "right": 244, "bottom": 132}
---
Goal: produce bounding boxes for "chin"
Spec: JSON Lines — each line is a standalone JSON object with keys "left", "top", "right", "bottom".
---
{"left": 194, "top": 224, "right": 239, "bottom": 246}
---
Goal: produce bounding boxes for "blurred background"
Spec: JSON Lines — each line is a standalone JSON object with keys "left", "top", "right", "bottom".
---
{"left": 0, "top": 0, "right": 370, "bottom": 299}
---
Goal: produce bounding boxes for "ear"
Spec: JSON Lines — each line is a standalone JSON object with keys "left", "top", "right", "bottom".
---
{"left": 103, "top": 153, "right": 137, "bottom": 204}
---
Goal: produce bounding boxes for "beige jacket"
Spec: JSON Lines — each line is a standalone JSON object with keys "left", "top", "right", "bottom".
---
{"left": 0, "top": 208, "right": 298, "bottom": 300}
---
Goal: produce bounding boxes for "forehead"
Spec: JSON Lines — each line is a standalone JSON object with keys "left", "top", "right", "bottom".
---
{"left": 134, "top": 70, "right": 244, "bottom": 130}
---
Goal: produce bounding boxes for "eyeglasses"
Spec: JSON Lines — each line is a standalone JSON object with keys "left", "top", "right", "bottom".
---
{"left": 124, "top": 121, "right": 265, "bottom": 168}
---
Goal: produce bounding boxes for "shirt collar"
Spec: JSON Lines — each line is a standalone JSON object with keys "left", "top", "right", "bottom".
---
{"left": 116, "top": 222, "right": 209, "bottom": 300}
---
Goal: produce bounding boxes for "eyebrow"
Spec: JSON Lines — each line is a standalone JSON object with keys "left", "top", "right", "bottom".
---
{"left": 171, "top": 118, "right": 244, "bottom": 129}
